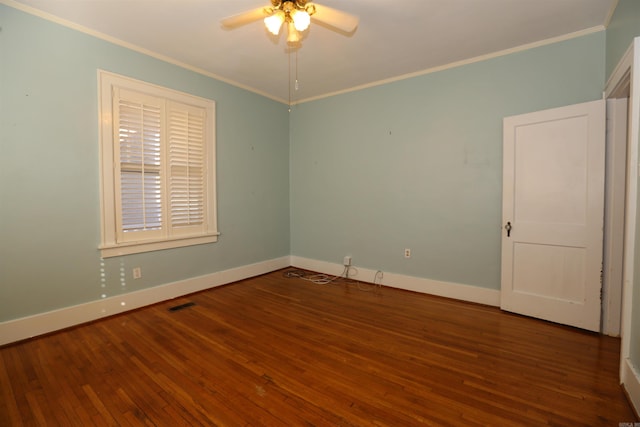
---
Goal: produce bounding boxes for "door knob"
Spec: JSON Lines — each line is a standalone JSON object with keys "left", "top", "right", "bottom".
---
{"left": 505, "top": 221, "right": 512, "bottom": 237}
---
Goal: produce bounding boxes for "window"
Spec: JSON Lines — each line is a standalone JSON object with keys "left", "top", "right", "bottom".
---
{"left": 98, "top": 71, "right": 218, "bottom": 257}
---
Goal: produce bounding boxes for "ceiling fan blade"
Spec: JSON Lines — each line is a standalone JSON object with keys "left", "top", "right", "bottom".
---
{"left": 221, "top": 7, "right": 268, "bottom": 29}
{"left": 310, "top": 3, "right": 359, "bottom": 33}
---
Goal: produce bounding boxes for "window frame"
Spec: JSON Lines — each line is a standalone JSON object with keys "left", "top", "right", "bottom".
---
{"left": 98, "top": 70, "right": 218, "bottom": 258}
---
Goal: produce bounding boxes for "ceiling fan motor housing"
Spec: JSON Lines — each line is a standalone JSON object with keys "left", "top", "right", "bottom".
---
{"left": 271, "top": 0, "right": 309, "bottom": 7}
{"left": 270, "top": 0, "right": 316, "bottom": 17}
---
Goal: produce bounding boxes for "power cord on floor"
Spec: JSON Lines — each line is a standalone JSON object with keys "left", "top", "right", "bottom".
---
{"left": 284, "top": 267, "right": 383, "bottom": 293}
{"left": 354, "top": 269, "right": 384, "bottom": 292}
{"left": 283, "top": 267, "right": 347, "bottom": 285}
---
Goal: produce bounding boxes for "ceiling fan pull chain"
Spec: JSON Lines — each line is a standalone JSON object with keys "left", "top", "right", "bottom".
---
{"left": 288, "top": 48, "right": 292, "bottom": 112}
{"left": 295, "top": 50, "right": 299, "bottom": 91}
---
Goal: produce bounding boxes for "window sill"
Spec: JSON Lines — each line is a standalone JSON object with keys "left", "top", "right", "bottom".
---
{"left": 100, "top": 233, "right": 220, "bottom": 258}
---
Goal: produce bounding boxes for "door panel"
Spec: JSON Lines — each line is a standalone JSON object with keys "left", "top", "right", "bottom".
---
{"left": 514, "top": 116, "right": 588, "bottom": 224}
{"left": 501, "top": 100, "right": 605, "bottom": 332}
{"left": 513, "top": 243, "right": 585, "bottom": 303}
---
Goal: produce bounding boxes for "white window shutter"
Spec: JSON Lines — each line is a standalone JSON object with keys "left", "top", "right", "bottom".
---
{"left": 168, "top": 102, "right": 207, "bottom": 234}
{"left": 114, "top": 89, "right": 165, "bottom": 242}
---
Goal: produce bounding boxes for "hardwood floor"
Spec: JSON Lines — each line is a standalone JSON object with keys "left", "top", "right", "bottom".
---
{"left": 1, "top": 269, "right": 636, "bottom": 426}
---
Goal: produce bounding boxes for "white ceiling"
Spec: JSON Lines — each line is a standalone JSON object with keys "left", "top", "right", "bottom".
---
{"left": 7, "top": 0, "right": 617, "bottom": 104}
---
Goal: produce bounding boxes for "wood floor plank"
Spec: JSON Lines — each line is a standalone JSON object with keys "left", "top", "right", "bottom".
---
{"left": 0, "top": 269, "right": 637, "bottom": 426}
{"left": 0, "top": 351, "right": 22, "bottom": 425}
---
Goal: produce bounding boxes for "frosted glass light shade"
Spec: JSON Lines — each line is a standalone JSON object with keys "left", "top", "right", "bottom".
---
{"left": 264, "top": 10, "right": 285, "bottom": 35}
{"left": 291, "top": 9, "right": 310, "bottom": 31}
{"left": 287, "top": 22, "right": 300, "bottom": 43}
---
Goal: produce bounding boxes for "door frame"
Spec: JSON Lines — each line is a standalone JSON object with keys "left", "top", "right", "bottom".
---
{"left": 604, "top": 37, "right": 640, "bottom": 409}
{"left": 602, "top": 96, "right": 628, "bottom": 337}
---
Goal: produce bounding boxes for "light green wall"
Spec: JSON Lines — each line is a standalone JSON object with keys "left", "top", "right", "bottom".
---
{"left": 0, "top": 4, "right": 290, "bottom": 322}
{"left": 290, "top": 32, "right": 606, "bottom": 289}
{"left": 606, "top": 0, "right": 640, "bottom": 79}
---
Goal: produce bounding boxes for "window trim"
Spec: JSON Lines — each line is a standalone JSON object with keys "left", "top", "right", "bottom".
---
{"left": 98, "top": 70, "right": 219, "bottom": 258}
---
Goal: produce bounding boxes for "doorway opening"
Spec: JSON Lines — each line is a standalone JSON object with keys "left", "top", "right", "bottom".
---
{"left": 603, "top": 82, "right": 630, "bottom": 336}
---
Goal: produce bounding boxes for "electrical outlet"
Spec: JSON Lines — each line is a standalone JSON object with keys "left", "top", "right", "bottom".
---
{"left": 404, "top": 248, "right": 411, "bottom": 258}
{"left": 133, "top": 267, "right": 142, "bottom": 279}
{"left": 343, "top": 256, "right": 352, "bottom": 266}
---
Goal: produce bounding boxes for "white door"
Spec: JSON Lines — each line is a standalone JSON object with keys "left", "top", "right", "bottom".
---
{"left": 501, "top": 99, "right": 605, "bottom": 332}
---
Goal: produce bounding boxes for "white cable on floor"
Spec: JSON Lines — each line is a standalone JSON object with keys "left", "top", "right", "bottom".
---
{"left": 284, "top": 267, "right": 383, "bottom": 293}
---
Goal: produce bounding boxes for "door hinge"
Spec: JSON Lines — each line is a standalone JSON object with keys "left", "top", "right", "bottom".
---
{"left": 600, "top": 266, "right": 604, "bottom": 301}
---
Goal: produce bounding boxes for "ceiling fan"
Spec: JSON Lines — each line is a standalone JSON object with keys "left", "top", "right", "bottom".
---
{"left": 221, "top": 0, "right": 359, "bottom": 45}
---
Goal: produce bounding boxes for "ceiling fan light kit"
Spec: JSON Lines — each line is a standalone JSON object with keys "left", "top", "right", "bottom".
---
{"left": 264, "top": 0, "right": 315, "bottom": 42}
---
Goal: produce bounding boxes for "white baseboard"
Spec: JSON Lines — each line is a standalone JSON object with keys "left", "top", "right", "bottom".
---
{"left": 622, "top": 357, "right": 640, "bottom": 416}
{"left": 0, "top": 256, "right": 290, "bottom": 346}
{"left": 290, "top": 256, "right": 500, "bottom": 307}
